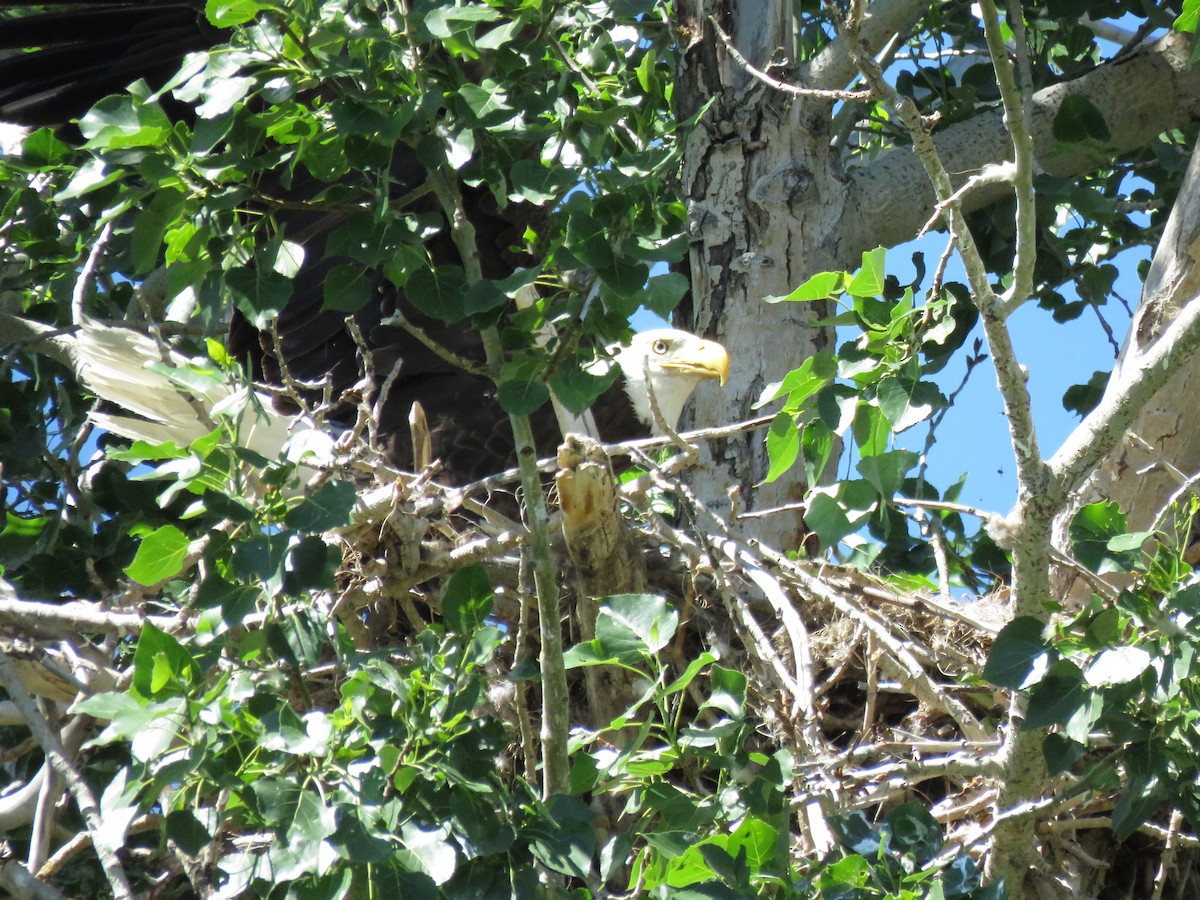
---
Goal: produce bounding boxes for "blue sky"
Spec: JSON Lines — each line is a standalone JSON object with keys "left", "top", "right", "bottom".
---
{"left": 887, "top": 234, "right": 1145, "bottom": 519}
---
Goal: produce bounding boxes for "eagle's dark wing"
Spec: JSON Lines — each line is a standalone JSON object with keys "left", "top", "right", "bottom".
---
{"left": 2, "top": 3, "right": 723, "bottom": 483}
{"left": 1, "top": 1, "right": 568, "bottom": 481}
{"left": 0, "top": 2, "right": 222, "bottom": 133}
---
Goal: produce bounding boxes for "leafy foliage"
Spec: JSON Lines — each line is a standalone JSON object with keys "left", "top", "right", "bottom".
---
{"left": 5, "top": 0, "right": 1200, "bottom": 897}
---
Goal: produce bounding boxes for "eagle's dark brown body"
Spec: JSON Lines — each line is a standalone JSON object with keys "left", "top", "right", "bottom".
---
{"left": 1, "top": 2, "right": 718, "bottom": 482}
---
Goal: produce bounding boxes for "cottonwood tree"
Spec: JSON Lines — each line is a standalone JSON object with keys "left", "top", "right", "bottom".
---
{"left": 3, "top": 0, "right": 1200, "bottom": 898}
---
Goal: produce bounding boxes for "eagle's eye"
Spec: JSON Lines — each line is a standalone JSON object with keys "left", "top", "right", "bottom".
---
{"left": 651, "top": 338, "right": 669, "bottom": 355}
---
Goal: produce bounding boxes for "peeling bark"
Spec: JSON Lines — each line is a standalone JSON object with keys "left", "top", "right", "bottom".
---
{"left": 845, "top": 31, "right": 1200, "bottom": 260}
{"left": 676, "top": 1, "right": 840, "bottom": 550}
{"left": 1054, "top": 142, "right": 1200, "bottom": 604}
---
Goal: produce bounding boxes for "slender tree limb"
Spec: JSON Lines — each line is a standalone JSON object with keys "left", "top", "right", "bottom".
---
{"left": 423, "top": 164, "right": 570, "bottom": 799}
{"left": 0, "top": 850, "right": 69, "bottom": 900}
{"left": 708, "top": 15, "right": 871, "bottom": 100}
{"left": 0, "top": 594, "right": 177, "bottom": 636}
{"left": 70, "top": 221, "right": 114, "bottom": 325}
{"left": 802, "top": 0, "right": 929, "bottom": 91}
{"left": 978, "top": 0, "right": 1036, "bottom": 314}
{"left": 844, "top": 30, "right": 1200, "bottom": 261}
{"left": 0, "top": 312, "right": 74, "bottom": 367}
{"left": 0, "top": 652, "right": 133, "bottom": 900}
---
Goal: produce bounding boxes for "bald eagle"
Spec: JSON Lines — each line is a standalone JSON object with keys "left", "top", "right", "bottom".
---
{"left": 2, "top": 2, "right": 728, "bottom": 482}
{"left": 74, "top": 322, "right": 727, "bottom": 481}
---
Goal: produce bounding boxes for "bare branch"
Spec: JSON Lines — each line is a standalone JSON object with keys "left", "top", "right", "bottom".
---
{"left": 0, "top": 652, "right": 133, "bottom": 900}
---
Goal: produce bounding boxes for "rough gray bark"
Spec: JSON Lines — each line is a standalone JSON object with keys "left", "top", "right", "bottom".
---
{"left": 844, "top": 30, "right": 1200, "bottom": 260}
{"left": 675, "top": 1, "right": 845, "bottom": 550}
{"left": 1054, "top": 142, "right": 1200, "bottom": 604}
{"left": 675, "top": 12, "right": 1200, "bottom": 553}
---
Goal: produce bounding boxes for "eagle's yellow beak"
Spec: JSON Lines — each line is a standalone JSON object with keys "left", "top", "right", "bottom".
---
{"left": 667, "top": 339, "right": 730, "bottom": 387}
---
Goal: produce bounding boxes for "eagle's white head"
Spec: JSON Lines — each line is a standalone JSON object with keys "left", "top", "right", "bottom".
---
{"left": 609, "top": 329, "right": 730, "bottom": 434}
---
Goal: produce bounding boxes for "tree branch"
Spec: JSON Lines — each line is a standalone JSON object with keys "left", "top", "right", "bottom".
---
{"left": 844, "top": 30, "right": 1200, "bottom": 259}
{"left": 803, "top": 0, "right": 929, "bottom": 91}
{"left": 0, "top": 652, "right": 133, "bottom": 900}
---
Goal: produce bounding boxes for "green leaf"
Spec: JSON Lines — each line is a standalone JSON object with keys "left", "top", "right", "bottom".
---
{"left": 568, "top": 753, "right": 600, "bottom": 795}
{"left": 762, "top": 414, "right": 799, "bottom": 483}
{"left": 846, "top": 247, "right": 886, "bottom": 298}
{"left": 856, "top": 449, "right": 918, "bottom": 499}
{"left": 1069, "top": 501, "right": 1144, "bottom": 574}
{"left": 983, "top": 616, "right": 1052, "bottom": 690}
{"left": 57, "top": 158, "right": 122, "bottom": 200}
{"left": 285, "top": 536, "right": 338, "bottom": 592}
{"left": 727, "top": 815, "right": 783, "bottom": 874}
{"left": 851, "top": 402, "right": 890, "bottom": 456}
{"left": 463, "top": 279, "right": 505, "bottom": 316}
{"left": 232, "top": 533, "right": 291, "bottom": 595}
{"left": 497, "top": 379, "right": 549, "bottom": 415}
{"left": 20, "top": 127, "right": 72, "bottom": 166}
{"left": 663, "top": 651, "right": 718, "bottom": 697}
{"left": 74, "top": 690, "right": 147, "bottom": 723}
{"left": 269, "top": 611, "right": 326, "bottom": 668}
{"left": 132, "top": 622, "right": 198, "bottom": 698}
{"left": 205, "top": 0, "right": 265, "bottom": 26}
{"left": 425, "top": 4, "right": 501, "bottom": 38}
{"left": 764, "top": 271, "right": 843, "bottom": 303}
{"left": 703, "top": 665, "right": 747, "bottom": 718}
{"left": 283, "top": 480, "right": 357, "bottom": 533}
{"left": 404, "top": 267, "right": 468, "bottom": 323}
{"left": 400, "top": 822, "right": 457, "bottom": 885}
{"left": 475, "top": 18, "right": 523, "bottom": 50}
{"left": 883, "top": 801, "right": 942, "bottom": 863}
{"left": 509, "top": 159, "right": 576, "bottom": 204}
{"left": 98, "top": 767, "right": 142, "bottom": 853}
{"left": 526, "top": 795, "right": 596, "bottom": 879}
{"left": 566, "top": 211, "right": 615, "bottom": 269}
{"left": 566, "top": 595, "right": 678, "bottom": 667}
{"left": 876, "top": 377, "right": 943, "bottom": 432}
{"left": 0, "top": 512, "right": 48, "bottom": 568}
{"left": 642, "top": 272, "right": 689, "bottom": 317}
{"left": 754, "top": 352, "right": 836, "bottom": 410}
{"left": 452, "top": 796, "right": 516, "bottom": 860}
{"left": 443, "top": 563, "right": 494, "bottom": 634}
{"left": 125, "top": 525, "right": 190, "bottom": 586}
{"left": 1024, "top": 660, "right": 1087, "bottom": 729}
{"left": 1176, "top": 0, "right": 1200, "bottom": 31}
{"left": 323, "top": 265, "right": 374, "bottom": 313}
{"left": 79, "top": 94, "right": 172, "bottom": 149}
{"left": 1084, "top": 646, "right": 1151, "bottom": 687}
{"left": 601, "top": 593, "right": 678, "bottom": 653}
{"left": 550, "top": 354, "right": 619, "bottom": 415}
{"left": 330, "top": 811, "right": 396, "bottom": 864}
{"left": 1063, "top": 370, "right": 1109, "bottom": 417}
{"left": 805, "top": 491, "right": 854, "bottom": 548}
{"left": 227, "top": 266, "right": 293, "bottom": 327}
{"left": 458, "top": 82, "right": 514, "bottom": 127}
{"left": 1112, "top": 774, "right": 1164, "bottom": 841}
{"left": 1043, "top": 733, "right": 1087, "bottom": 776}
{"left": 1053, "top": 94, "right": 1111, "bottom": 143}
{"left": 166, "top": 809, "right": 213, "bottom": 856}
{"left": 802, "top": 420, "right": 834, "bottom": 485}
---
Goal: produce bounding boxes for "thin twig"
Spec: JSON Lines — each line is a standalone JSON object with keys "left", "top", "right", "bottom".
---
{"left": 708, "top": 15, "right": 872, "bottom": 101}
{"left": 0, "top": 652, "right": 133, "bottom": 900}
{"left": 381, "top": 307, "right": 491, "bottom": 378}
{"left": 71, "top": 221, "right": 114, "bottom": 325}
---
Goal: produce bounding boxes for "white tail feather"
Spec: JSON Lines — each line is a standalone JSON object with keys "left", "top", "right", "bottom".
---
{"left": 75, "top": 323, "right": 332, "bottom": 465}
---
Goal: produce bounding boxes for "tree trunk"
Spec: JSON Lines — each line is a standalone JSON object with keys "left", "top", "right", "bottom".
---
{"left": 675, "top": 2, "right": 840, "bottom": 550}
{"left": 1054, "top": 143, "right": 1200, "bottom": 605}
